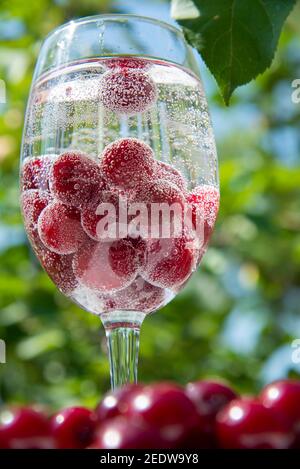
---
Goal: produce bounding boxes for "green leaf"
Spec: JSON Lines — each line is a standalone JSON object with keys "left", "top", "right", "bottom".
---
{"left": 174, "top": 0, "right": 296, "bottom": 104}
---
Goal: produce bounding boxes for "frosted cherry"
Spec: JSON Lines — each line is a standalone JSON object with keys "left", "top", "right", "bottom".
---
{"left": 99, "top": 68, "right": 157, "bottom": 115}
{"left": 50, "top": 151, "right": 107, "bottom": 209}
{"left": 142, "top": 234, "right": 197, "bottom": 289}
{"left": 99, "top": 138, "right": 155, "bottom": 190}
{"left": 38, "top": 202, "right": 86, "bottom": 255}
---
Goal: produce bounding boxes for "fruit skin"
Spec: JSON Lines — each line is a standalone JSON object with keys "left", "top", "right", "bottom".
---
{"left": 259, "top": 379, "right": 300, "bottom": 448}
{"left": 96, "top": 384, "right": 143, "bottom": 422}
{"left": 124, "top": 382, "right": 203, "bottom": 448}
{"left": 51, "top": 407, "right": 97, "bottom": 449}
{"left": 99, "top": 68, "right": 157, "bottom": 115}
{"left": 216, "top": 397, "right": 295, "bottom": 449}
{"left": 21, "top": 155, "right": 56, "bottom": 192}
{"left": 50, "top": 151, "right": 107, "bottom": 209}
{"left": 0, "top": 407, "right": 53, "bottom": 449}
{"left": 90, "top": 417, "right": 168, "bottom": 449}
{"left": 73, "top": 238, "right": 140, "bottom": 293}
{"left": 186, "top": 380, "right": 238, "bottom": 447}
{"left": 99, "top": 138, "right": 155, "bottom": 191}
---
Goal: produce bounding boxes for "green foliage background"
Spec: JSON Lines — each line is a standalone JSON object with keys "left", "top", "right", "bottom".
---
{"left": 0, "top": 0, "right": 299, "bottom": 410}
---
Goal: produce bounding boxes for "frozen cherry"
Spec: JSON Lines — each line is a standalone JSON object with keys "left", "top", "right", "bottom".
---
{"left": 73, "top": 238, "right": 139, "bottom": 292}
{"left": 102, "top": 276, "right": 166, "bottom": 314}
{"left": 38, "top": 201, "right": 86, "bottom": 255}
{"left": 259, "top": 379, "right": 300, "bottom": 447}
{"left": 156, "top": 161, "right": 187, "bottom": 192}
{"left": 51, "top": 407, "right": 97, "bottom": 449}
{"left": 187, "top": 185, "right": 219, "bottom": 241}
{"left": 126, "top": 382, "right": 201, "bottom": 447}
{"left": 39, "top": 248, "right": 77, "bottom": 294}
{"left": 0, "top": 407, "right": 52, "bottom": 449}
{"left": 142, "top": 235, "right": 196, "bottom": 289}
{"left": 81, "top": 189, "right": 127, "bottom": 241}
{"left": 90, "top": 417, "right": 167, "bottom": 449}
{"left": 186, "top": 380, "right": 238, "bottom": 444}
{"left": 99, "top": 68, "right": 157, "bottom": 115}
{"left": 216, "top": 397, "right": 294, "bottom": 449}
{"left": 50, "top": 151, "right": 107, "bottom": 209}
{"left": 21, "top": 155, "right": 56, "bottom": 192}
{"left": 100, "top": 138, "right": 155, "bottom": 191}
{"left": 132, "top": 179, "right": 185, "bottom": 238}
{"left": 21, "top": 190, "right": 51, "bottom": 247}
{"left": 96, "top": 384, "right": 143, "bottom": 422}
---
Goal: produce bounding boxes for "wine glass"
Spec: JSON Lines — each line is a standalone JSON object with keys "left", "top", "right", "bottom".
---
{"left": 20, "top": 15, "right": 219, "bottom": 390}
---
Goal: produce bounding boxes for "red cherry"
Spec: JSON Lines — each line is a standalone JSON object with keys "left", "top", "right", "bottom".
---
{"left": 81, "top": 189, "right": 127, "bottom": 241}
{"left": 38, "top": 202, "right": 86, "bottom": 255}
{"left": 216, "top": 397, "right": 294, "bottom": 449}
{"left": 96, "top": 384, "right": 143, "bottom": 422}
{"left": 134, "top": 179, "right": 185, "bottom": 207}
{"left": 0, "top": 407, "right": 52, "bottom": 449}
{"left": 39, "top": 248, "right": 77, "bottom": 295}
{"left": 142, "top": 235, "right": 196, "bottom": 289}
{"left": 126, "top": 382, "right": 201, "bottom": 447}
{"left": 155, "top": 161, "right": 187, "bottom": 192}
{"left": 99, "top": 69, "right": 157, "bottom": 115}
{"left": 21, "top": 155, "right": 56, "bottom": 192}
{"left": 51, "top": 407, "right": 97, "bottom": 449}
{"left": 102, "top": 276, "right": 166, "bottom": 314}
{"left": 100, "top": 138, "right": 155, "bottom": 191}
{"left": 259, "top": 379, "right": 300, "bottom": 447}
{"left": 21, "top": 190, "right": 51, "bottom": 247}
{"left": 89, "top": 417, "right": 167, "bottom": 449}
{"left": 73, "top": 238, "right": 139, "bottom": 293}
{"left": 132, "top": 179, "right": 185, "bottom": 238}
{"left": 186, "top": 185, "right": 219, "bottom": 242}
{"left": 50, "top": 151, "right": 107, "bottom": 209}
{"left": 186, "top": 380, "right": 238, "bottom": 444}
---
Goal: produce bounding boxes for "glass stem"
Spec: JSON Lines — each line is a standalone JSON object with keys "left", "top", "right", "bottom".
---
{"left": 101, "top": 311, "right": 145, "bottom": 390}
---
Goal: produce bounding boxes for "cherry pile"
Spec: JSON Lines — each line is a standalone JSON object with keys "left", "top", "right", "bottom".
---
{"left": 1, "top": 379, "right": 299, "bottom": 449}
{"left": 21, "top": 141, "right": 219, "bottom": 312}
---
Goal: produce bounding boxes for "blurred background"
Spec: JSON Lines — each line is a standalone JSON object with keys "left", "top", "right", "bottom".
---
{"left": 0, "top": 0, "right": 300, "bottom": 409}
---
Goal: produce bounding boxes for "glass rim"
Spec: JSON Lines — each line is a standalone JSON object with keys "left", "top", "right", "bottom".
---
{"left": 43, "top": 13, "right": 185, "bottom": 43}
